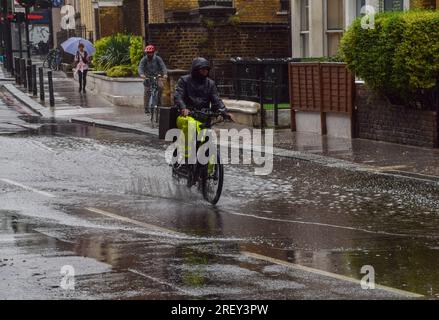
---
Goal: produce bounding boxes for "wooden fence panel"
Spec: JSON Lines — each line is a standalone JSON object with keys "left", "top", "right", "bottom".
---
{"left": 289, "top": 62, "right": 355, "bottom": 133}
{"left": 320, "top": 63, "right": 354, "bottom": 114}
{"left": 289, "top": 63, "right": 321, "bottom": 112}
{"left": 289, "top": 62, "right": 354, "bottom": 114}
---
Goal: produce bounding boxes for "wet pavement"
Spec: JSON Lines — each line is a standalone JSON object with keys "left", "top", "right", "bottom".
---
{"left": 0, "top": 90, "right": 39, "bottom": 135}
{"left": 3, "top": 66, "right": 439, "bottom": 299}
{"left": 1, "top": 119, "right": 439, "bottom": 299}
{"left": 5, "top": 64, "right": 439, "bottom": 179}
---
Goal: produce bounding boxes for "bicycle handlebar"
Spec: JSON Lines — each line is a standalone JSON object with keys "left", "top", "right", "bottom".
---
{"left": 187, "top": 109, "right": 232, "bottom": 124}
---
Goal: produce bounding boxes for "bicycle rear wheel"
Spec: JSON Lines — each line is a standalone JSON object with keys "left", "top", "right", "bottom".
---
{"left": 202, "top": 150, "right": 224, "bottom": 205}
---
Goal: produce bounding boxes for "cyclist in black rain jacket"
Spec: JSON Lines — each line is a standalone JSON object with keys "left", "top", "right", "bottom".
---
{"left": 174, "top": 57, "right": 229, "bottom": 117}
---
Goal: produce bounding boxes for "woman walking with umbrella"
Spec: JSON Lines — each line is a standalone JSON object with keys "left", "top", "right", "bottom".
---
{"left": 74, "top": 43, "right": 90, "bottom": 93}
{"left": 60, "top": 37, "right": 95, "bottom": 93}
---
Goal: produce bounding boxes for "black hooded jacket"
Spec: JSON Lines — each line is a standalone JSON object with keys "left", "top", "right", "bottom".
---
{"left": 174, "top": 57, "right": 227, "bottom": 113}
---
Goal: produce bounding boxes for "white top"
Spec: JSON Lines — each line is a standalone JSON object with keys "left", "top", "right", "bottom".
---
{"left": 75, "top": 51, "right": 89, "bottom": 72}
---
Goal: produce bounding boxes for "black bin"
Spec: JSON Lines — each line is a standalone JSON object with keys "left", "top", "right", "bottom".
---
{"left": 230, "top": 57, "right": 298, "bottom": 104}
{"left": 159, "top": 107, "right": 178, "bottom": 140}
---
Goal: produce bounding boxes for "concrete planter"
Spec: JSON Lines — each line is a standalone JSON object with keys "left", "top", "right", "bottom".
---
{"left": 86, "top": 72, "right": 144, "bottom": 108}
{"left": 86, "top": 69, "right": 188, "bottom": 108}
{"left": 223, "top": 99, "right": 261, "bottom": 127}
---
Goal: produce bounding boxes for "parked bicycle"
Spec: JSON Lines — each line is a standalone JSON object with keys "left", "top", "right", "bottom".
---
{"left": 172, "top": 108, "right": 231, "bottom": 205}
{"left": 43, "top": 48, "right": 62, "bottom": 71}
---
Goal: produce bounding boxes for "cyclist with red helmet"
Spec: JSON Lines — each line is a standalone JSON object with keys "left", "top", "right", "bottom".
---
{"left": 138, "top": 45, "right": 168, "bottom": 114}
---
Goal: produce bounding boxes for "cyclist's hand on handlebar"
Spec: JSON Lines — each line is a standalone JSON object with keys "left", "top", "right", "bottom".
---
{"left": 181, "top": 109, "right": 190, "bottom": 117}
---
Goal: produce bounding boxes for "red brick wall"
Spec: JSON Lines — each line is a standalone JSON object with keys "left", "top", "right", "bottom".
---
{"left": 355, "top": 84, "right": 438, "bottom": 148}
{"left": 149, "top": 23, "right": 290, "bottom": 69}
{"left": 99, "top": 7, "right": 123, "bottom": 38}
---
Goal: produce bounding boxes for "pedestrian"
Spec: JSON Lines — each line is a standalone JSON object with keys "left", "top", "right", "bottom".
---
{"left": 138, "top": 45, "right": 168, "bottom": 114}
{"left": 74, "top": 43, "right": 90, "bottom": 93}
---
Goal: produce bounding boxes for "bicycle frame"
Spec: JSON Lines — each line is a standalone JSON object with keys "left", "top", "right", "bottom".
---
{"left": 144, "top": 75, "right": 161, "bottom": 121}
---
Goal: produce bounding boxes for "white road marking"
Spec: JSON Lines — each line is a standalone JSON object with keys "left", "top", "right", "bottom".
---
{"left": 85, "top": 207, "right": 187, "bottom": 238}
{"left": 0, "top": 178, "right": 56, "bottom": 198}
{"left": 85, "top": 207, "right": 245, "bottom": 242}
{"left": 30, "top": 140, "right": 55, "bottom": 153}
{"left": 223, "top": 211, "right": 419, "bottom": 239}
{"left": 242, "top": 251, "right": 424, "bottom": 298}
{"left": 128, "top": 269, "right": 196, "bottom": 296}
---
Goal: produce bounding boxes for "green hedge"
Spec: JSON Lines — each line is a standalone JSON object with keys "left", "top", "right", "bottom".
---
{"left": 94, "top": 34, "right": 143, "bottom": 77}
{"left": 340, "top": 10, "right": 439, "bottom": 107}
{"left": 106, "top": 65, "right": 133, "bottom": 77}
{"left": 129, "top": 36, "right": 143, "bottom": 75}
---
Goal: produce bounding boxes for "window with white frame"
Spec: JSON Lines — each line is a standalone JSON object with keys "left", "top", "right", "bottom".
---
{"left": 325, "top": 0, "right": 344, "bottom": 56}
{"left": 381, "top": 0, "right": 404, "bottom": 11}
{"left": 300, "top": 0, "right": 310, "bottom": 57}
{"left": 356, "top": 0, "right": 366, "bottom": 17}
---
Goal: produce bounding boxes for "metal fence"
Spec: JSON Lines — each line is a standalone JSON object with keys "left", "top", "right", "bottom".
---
{"left": 215, "top": 77, "right": 283, "bottom": 128}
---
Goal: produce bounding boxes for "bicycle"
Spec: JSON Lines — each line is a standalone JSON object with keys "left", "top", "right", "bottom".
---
{"left": 143, "top": 75, "right": 162, "bottom": 126}
{"left": 43, "top": 48, "right": 61, "bottom": 71}
{"left": 171, "top": 109, "right": 231, "bottom": 205}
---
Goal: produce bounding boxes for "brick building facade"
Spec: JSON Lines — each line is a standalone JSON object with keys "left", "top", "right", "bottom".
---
{"left": 145, "top": 0, "right": 291, "bottom": 70}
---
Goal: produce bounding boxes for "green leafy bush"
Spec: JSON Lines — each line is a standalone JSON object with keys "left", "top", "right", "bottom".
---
{"left": 94, "top": 34, "right": 146, "bottom": 77}
{"left": 130, "top": 36, "right": 143, "bottom": 75}
{"left": 94, "top": 34, "right": 131, "bottom": 71}
{"left": 340, "top": 10, "right": 439, "bottom": 108}
{"left": 106, "top": 65, "right": 133, "bottom": 78}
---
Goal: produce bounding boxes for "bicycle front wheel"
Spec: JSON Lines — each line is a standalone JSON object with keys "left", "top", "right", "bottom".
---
{"left": 202, "top": 150, "right": 224, "bottom": 205}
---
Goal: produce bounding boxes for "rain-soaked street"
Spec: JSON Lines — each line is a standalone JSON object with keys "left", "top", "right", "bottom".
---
{"left": 2, "top": 112, "right": 439, "bottom": 300}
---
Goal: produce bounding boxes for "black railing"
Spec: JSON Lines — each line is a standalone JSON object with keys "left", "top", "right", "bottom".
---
{"left": 216, "top": 77, "right": 285, "bottom": 128}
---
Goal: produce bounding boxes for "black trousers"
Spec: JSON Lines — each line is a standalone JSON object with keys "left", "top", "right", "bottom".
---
{"left": 78, "top": 70, "right": 88, "bottom": 90}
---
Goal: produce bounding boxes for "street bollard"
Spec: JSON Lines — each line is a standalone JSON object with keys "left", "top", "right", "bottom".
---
{"left": 48, "top": 70, "right": 55, "bottom": 107}
{"left": 26, "top": 65, "right": 32, "bottom": 93}
{"left": 15, "top": 58, "right": 20, "bottom": 85}
{"left": 39, "top": 67, "right": 45, "bottom": 102}
{"left": 27, "top": 60, "right": 32, "bottom": 93}
{"left": 20, "top": 59, "right": 27, "bottom": 89}
{"left": 273, "top": 82, "right": 278, "bottom": 127}
{"left": 259, "top": 78, "right": 265, "bottom": 129}
{"left": 32, "top": 65, "right": 37, "bottom": 97}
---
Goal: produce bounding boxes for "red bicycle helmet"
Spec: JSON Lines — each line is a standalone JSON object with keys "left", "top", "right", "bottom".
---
{"left": 145, "top": 45, "right": 156, "bottom": 53}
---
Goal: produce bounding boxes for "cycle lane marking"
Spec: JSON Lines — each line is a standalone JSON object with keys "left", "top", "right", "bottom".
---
{"left": 0, "top": 178, "right": 56, "bottom": 198}
{"left": 242, "top": 251, "right": 424, "bottom": 298}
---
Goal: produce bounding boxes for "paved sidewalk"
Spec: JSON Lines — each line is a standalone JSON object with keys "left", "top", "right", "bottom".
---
{"left": 3, "top": 64, "right": 439, "bottom": 180}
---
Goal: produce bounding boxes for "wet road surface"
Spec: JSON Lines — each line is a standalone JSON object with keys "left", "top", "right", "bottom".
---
{"left": 1, "top": 121, "right": 439, "bottom": 299}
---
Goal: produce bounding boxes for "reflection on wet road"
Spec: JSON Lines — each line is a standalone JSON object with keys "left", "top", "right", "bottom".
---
{"left": 1, "top": 123, "right": 438, "bottom": 299}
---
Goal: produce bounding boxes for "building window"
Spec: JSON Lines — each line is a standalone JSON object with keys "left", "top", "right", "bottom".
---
{"left": 382, "top": 0, "right": 404, "bottom": 11}
{"left": 325, "top": 0, "right": 344, "bottom": 56}
{"left": 300, "top": 0, "right": 310, "bottom": 57}
{"left": 280, "top": 0, "right": 290, "bottom": 12}
{"left": 198, "top": 0, "right": 233, "bottom": 7}
{"left": 356, "top": 0, "right": 366, "bottom": 17}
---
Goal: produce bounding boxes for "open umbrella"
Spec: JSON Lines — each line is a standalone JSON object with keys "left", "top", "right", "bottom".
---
{"left": 60, "top": 37, "right": 96, "bottom": 56}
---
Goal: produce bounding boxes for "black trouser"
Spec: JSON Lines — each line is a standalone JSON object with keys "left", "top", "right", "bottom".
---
{"left": 78, "top": 70, "right": 88, "bottom": 90}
